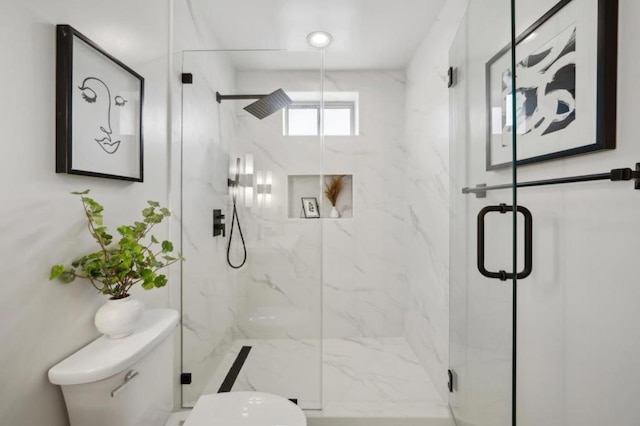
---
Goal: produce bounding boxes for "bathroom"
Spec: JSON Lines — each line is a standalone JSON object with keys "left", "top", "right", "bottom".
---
{"left": 1, "top": 0, "right": 639, "bottom": 425}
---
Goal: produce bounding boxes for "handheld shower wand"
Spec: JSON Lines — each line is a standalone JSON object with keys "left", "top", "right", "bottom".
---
{"left": 227, "top": 157, "right": 247, "bottom": 269}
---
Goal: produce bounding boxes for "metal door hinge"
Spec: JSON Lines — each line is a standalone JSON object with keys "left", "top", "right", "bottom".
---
{"left": 181, "top": 73, "right": 193, "bottom": 84}
{"left": 181, "top": 372, "right": 192, "bottom": 384}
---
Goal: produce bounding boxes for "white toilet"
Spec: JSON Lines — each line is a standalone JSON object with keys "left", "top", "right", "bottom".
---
{"left": 48, "top": 309, "right": 306, "bottom": 426}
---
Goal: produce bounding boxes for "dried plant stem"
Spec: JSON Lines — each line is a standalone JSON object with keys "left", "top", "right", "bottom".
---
{"left": 324, "top": 175, "right": 345, "bottom": 206}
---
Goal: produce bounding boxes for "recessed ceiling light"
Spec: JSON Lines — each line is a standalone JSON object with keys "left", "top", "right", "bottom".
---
{"left": 307, "top": 31, "right": 333, "bottom": 48}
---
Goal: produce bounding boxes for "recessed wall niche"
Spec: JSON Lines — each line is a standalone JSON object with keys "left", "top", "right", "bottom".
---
{"left": 287, "top": 174, "right": 353, "bottom": 219}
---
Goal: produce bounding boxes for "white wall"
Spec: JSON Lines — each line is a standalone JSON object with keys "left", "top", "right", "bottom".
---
{"left": 0, "top": 1, "right": 171, "bottom": 425}
{"left": 513, "top": 1, "right": 640, "bottom": 425}
{"left": 403, "top": 0, "right": 472, "bottom": 401}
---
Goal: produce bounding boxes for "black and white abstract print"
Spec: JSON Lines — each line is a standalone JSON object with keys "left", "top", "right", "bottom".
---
{"left": 503, "top": 24, "right": 576, "bottom": 137}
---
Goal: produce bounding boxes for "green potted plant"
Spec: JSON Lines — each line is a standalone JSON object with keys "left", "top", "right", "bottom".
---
{"left": 49, "top": 190, "right": 183, "bottom": 339}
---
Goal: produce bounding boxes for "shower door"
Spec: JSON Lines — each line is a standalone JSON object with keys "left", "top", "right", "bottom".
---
{"left": 449, "top": 0, "right": 519, "bottom": 424}
{"left": 179, "top": 50, "right": 324, "bottom": 409}
{"left": 451, "top": 0, "right": 637, "bottom": 425}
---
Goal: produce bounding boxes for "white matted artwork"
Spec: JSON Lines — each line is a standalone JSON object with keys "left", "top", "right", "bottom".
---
{"left": 485, "top": 0, "right": 618, "bottom": 170}
{"left": 56, "top": 25, "right": 144, "bottom": 181}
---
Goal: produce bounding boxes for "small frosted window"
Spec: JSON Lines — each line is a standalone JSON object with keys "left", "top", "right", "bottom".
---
{"left": 285, "top": 102, "right": 356, "bottom": 136}
{"left": 324, "top": 108, "right": 352, "bottom": 136}
{"left": 287, "top": 108, "right": 318, "bottom": 136}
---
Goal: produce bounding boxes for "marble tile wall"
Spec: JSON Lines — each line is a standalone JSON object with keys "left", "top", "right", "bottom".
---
{"left": 230, "top": 68, "right": 324, "bottom": 343}
{"left": 233, "top": 70, "right": 408, "bottom": 340}
{"left": 403, "top": 0, "right": 472, "bottom": 401}
{"left": 0, "top": 1, "right": 171, "bottom": 424}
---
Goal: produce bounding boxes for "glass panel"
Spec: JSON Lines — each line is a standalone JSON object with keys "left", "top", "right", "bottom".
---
{"left": 512, "top": 1, "right": 635, "bottom": 425}
{"left": 449, "top": 0, "right": 516, "bottom": 424}
{"left": 180, "top": 50, "right": 323, "bottom": 409}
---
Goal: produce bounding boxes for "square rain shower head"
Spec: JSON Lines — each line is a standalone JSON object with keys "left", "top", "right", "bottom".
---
{"left": 244, "top": 89, "right": 293, "bottom": 120}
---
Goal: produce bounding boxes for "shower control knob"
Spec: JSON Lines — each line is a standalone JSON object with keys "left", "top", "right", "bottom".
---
{"left": 213, "top": 209, "right": 226, "bottom": 238}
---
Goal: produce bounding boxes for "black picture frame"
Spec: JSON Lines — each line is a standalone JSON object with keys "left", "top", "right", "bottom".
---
{"left": 485, "top": 0, "right": 618, "bottom": 170}
{"left": 301, "top": 197, "right": 320, "bottom": 219}
{"left": 56, "top": 24, "right": 145, "bottom": 182}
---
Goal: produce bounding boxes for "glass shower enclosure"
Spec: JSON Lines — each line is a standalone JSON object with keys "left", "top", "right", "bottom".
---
{"left": 179, "top": 49, "right": 323, "bottom": 409}
{"left": 178, "top": 46, "right": 435, "bottom": 418}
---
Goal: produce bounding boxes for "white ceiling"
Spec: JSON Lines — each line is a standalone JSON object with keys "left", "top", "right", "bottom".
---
{"left": 189, "top": 0, "right": 448, "bottom": 70}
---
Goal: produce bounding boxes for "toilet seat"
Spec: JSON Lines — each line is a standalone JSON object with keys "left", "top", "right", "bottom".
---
{"left": 184, "top": 391, "right": 307, "bottom": 426}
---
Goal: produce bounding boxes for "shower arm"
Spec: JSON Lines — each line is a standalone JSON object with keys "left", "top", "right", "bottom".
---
{"left": 216, "top": 92, "right": 267, "bottom": 103}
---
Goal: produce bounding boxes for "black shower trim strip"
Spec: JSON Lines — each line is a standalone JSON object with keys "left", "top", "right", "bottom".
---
{"left": 217, "top": 346, "right": 252, "bottom": 393}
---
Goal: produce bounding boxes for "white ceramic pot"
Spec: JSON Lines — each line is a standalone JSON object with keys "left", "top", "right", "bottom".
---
{"left": 330, "top": 205, "right": 340, "bottom": 218}
{"left": 94, "top": 296, "right": 145, "bottom": 339}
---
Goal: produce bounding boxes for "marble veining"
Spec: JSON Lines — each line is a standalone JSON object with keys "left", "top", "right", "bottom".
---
{"left": 203, "top": 337, "right": 450, "bottom": 421}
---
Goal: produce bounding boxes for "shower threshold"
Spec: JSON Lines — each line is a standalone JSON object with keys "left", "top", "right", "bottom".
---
{"left": 203, "top": 337, "right": 454, "bottom": 425}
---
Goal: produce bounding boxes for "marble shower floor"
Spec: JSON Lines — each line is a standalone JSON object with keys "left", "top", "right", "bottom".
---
{"left": 202, "top": 337, "right": 453, "bottom": 423}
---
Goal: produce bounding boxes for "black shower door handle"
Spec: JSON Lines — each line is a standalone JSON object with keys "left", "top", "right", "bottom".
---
{"left": 477, "top": 204, "right": 533, "bottom": 281}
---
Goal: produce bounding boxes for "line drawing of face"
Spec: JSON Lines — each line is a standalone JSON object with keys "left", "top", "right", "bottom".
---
{"left": 78, "top": 77, "right": 128, "bottom": 154}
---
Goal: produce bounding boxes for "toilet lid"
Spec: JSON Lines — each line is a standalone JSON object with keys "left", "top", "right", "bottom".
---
{"left": 184, "top": 392, "right": 307, "bottom": 426}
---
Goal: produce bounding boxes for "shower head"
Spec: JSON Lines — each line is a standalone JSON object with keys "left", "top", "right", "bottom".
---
{"left": 216, "top": 89, "right": 293, "bottom": 120}
{"left": 244, "top": 89, "right": 292, "bottom": 120}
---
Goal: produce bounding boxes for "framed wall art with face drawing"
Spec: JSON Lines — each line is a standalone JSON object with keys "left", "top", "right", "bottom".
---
{"left": 56, "top": 25, "right": 144, "bottom": 181}
{"left": 485, "top": 0, "right": 618, "bottom": 170}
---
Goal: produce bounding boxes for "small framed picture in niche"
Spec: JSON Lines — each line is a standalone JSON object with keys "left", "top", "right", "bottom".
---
{"left": 56, "top": 24, "right": 144, "bottom": 181}
{"left": 485, "top": 0, "right": 618, "bottom": 170}
{"left": 301, "top": 197, "right": 320, "bottom": 219}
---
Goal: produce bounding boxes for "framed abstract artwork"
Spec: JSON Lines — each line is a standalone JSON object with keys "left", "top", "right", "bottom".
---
{"left": 56, "top": 25, "right": 144, "bottom": 181}
{"left": 485, "top": 0, "right": 618, "bottom": 170}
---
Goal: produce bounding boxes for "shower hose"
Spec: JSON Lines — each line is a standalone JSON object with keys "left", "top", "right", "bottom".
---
{"left": 226, "top": 190, "right": 247, "bottom": 269}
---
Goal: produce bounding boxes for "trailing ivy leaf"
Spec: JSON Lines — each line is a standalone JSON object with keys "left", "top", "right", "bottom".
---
{"left": 71, "top": 190, "right": 90, "bottom": 195}
{"left": 50, "top": 265, "right": 65, "bottom": 280}
{"left": 140, "top": 268, "right": 154, "bottom": 281}
{"left": 103, "top": 233, "right": 113, "bottom": 245}
{"left": 151, "top": 235, "right": 159, "bottom": 244}
{"left": 153, "top": 275, "right": 168, "bottom": 288}
{"left": 134, "top": 222, "right": 147, "bottom": 236}
{"left": 142, "top": 207, "right": 154, "bottom": 217}
{"left": 161, "top": 241, "right": 174, "bottom": 253}
{"left": 59, "top": 271, "right": 76, "bottom": 284}
{"left": 147, "top": 214, "right": 163, "bottom": 224}
{"left": 148, "top": 201, "right": 160, "bottom": 207}
{"left": 141, "top": 280, "right": 154, "bottom": 290}
{"left": 117, "top": 225, "right": 133, "bottom": 236}
{"left": 160, "top": 208, "right": 171, "bottom": 216}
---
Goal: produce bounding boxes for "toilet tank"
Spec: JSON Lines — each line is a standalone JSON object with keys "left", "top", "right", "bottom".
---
{"left": 48, "top": 309, "right": 179, "bottom": 426}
